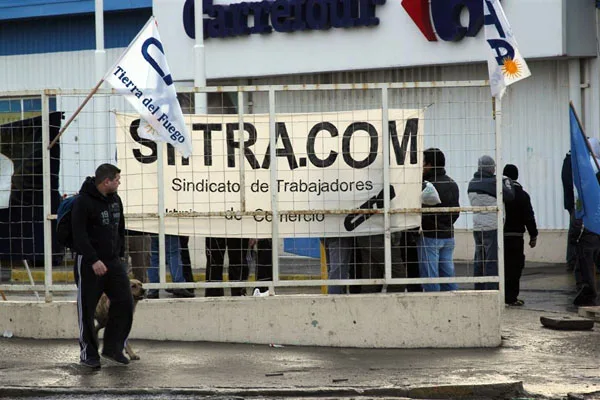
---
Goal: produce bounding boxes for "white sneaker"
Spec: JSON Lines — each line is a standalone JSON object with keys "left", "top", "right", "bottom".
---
{"left": 253, "top": 288, "right": 270, "bottom": 297}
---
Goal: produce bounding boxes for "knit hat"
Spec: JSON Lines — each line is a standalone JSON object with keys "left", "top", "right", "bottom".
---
{"left": 503, "top": 164, "right": 518, "bottom": 180}
{"left": 478, "top": 155, "right": 495, "bottom": 174}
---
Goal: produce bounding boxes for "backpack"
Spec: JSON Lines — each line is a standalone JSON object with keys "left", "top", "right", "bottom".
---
{"left": 56, "top": 195, "right": 79, "bottom": 249}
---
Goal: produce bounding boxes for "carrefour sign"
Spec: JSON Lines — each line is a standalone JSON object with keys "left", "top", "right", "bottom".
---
{"left": 153, "top": 0, "right": 569, "bottom": 80}
{"left": 182, "top": 0, "right": 385, "bottom": 39}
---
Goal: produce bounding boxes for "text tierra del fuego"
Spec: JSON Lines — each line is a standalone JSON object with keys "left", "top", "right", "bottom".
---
{"left": 112, "top": 65, "right": 186, "bottom": 144}
{"left": 115, "top": 110, "right": 424, "bottom": 238}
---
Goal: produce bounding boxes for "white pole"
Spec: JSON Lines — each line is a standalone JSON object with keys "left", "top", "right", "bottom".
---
{"left": 495, "top": 98, "right": 505, "bottom": 307}
{"left": 381, "top": 87, "right": 391, "bottom": 292}
{"left": 41, "top": 91, "right": 53, "bottom": 302}
{"left": 94, "top": 0, "right": 106, "bottom": 80}
{"left": 158, "top": 145, "right": 167, "bottom": 286}
{"left": 268, "top": 88, "right": 279, "bottom": 292}
{"left": 238, "top": 91, "right": 246, "bottom": 212}
{"left": 94, "top": 0, "right": 111, "bottom": 162}
{"left": 194, "top": 0, "right": 207, "bottom": 114}
{"left": 23, "top": 260, "right": 40, "bottom": 301}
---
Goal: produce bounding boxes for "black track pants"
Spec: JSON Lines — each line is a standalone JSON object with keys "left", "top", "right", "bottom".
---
{"left": 74, "top": 256, "right": 133, "bottom": 362}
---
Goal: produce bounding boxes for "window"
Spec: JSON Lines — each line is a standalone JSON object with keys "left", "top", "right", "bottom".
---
{"left": 0, "top": 97, "right": 57, "bottom": 125}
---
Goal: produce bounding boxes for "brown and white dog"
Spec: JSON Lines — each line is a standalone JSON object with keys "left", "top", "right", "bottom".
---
{"left": 94, "top": 278, "right": 146, "bottom": 360}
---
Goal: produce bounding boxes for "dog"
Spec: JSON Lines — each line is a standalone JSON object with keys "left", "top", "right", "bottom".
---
{"left": 94, "top": 278, "right": 146, "bottom": 361}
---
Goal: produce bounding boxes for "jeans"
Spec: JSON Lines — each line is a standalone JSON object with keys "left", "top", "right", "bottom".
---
{"left": 417, "top": 236, "right": 457, "bottom": 292}
{"left": 148, "top": 235, "right": 184, "bottom": 284}
{"left": 473, "top": 230, "right": 499, "bottom": 290}
{"left": 324, "top": 237, "right": 354, "bottom": 294}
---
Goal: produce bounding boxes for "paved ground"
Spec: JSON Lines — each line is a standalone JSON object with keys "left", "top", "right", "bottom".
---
{"left": 0, "top": 263, "right": 599, "bottom": 399}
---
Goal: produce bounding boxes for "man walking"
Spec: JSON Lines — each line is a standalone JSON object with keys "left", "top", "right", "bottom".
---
{"left": 503, "top": 164, "right": 538, "bottom": 306}
{"left": 417, "top": 148, "right": 460, "bottom": 292}
{"left": 72, "top": 164, "right": 133, "bottom": 368}
{"left": 468, "top": 155, "right": 514, "bottom": 290}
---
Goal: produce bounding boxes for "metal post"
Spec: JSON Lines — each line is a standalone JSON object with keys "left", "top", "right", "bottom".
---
{"left": 157, "top": 144, "right": 166, "bottom": 286}
{"left": 94, "top": 0, "right": 110, "bottom": 162}
{"left": 194, "top": 0, "right": 207, "bottom": 114}
{"left": 495, "top": 97, "right": 505, "bottom": 306}
{"left": 268, "top": 88, "right": 279, "bottom": 291}
{"left": 41, "top": 91, "right": 53, "bottom": 302}
{"left": 94, "top": 0, "right": 106, "bottom": 81}
{"left": 381, "top": 88, "right": 392, "bottom": 292}
{"left": 238, "top": 91, "right": 246, "bottom": 212}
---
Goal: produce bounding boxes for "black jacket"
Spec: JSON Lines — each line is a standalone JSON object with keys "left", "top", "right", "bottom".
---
{"left": 421, "top": 167, "right": 460, "bottom": 239}
{"left": 504, "top": 181, "right": 538, "bottom": 238}
{"left": 561, "top": 152, "right": 574, "bottom": 212}
{"left": 72, "top": 177, "right": 125, "bottom": 265}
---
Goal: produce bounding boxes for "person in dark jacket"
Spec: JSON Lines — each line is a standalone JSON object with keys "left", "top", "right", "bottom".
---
{"left": 468, "top": 155, "right": 515, "bottom": 290}
{"left": 417, "top": 148, "right": 460, "bottom": 291}
{"left": 503, "top": 164, "right": 538, "bottom": 306}
{"left": 561, "top": 151, "right": 577, "bottom": 272}
{"left": 72, "top": 164, "right": 133, "bottom": 368}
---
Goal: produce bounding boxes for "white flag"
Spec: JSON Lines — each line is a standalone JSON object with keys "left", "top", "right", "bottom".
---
{"left": 484, "top": 0, "right": 531, "bottom": 99}
{"left": 105, "top": 17, "right": 192, "bottom": 157}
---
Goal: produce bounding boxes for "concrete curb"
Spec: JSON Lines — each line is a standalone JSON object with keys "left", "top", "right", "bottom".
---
{"left": 0, "top": 381, "right": 525, "bottom": 399}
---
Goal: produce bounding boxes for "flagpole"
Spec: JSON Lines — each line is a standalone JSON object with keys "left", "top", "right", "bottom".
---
{"left": 494, "top": 96, "right": 505, "bottom": 307}
{"left": 48, "top": 16, "right": 156, "bottom": 150}
{"left": 47, "top": 78, "right": 105, "bottom": 150}
{"left": 570, "top": 101, "right": 600, "bottom": 172}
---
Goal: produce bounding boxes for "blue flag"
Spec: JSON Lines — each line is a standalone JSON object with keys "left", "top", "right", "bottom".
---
{"left": 570, "top": 105, "right": 600, "bottom": 235}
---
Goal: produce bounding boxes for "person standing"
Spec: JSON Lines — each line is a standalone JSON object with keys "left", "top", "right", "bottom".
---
{"left": 503, "top": 164, "right": 538, "bottom": 306}
{"left": 561, "top": 151, "right": 577, "bottom": 273}
{"left": 324, "top": 237, "right": 354, "bottom": 294}
{"left": 417, "top": 148, "right": 460, "bottom": 292}
{"left": 468, "top": 155, "right": 515, "bottom": 290}
{"left": 180, "top": 235, "right": 195, "bottom": 293}
{"left": 205, "top": 237, "right": 249, "bottom": 296}
{"left": 125, "top": 230, "right": 150, "bottom": 283}
{"left": 72, "top": 164, "right": 133, "bottom": 368}
{"left": 250, "top": 238, "right": 273, "bottom": 294}
{"left": 147, "top": 234, "right": 195, "bottom": 299}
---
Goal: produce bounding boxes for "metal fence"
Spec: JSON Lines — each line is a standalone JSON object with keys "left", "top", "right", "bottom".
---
{"left": 0, "top": 81, "right": 506, "bottom": 302}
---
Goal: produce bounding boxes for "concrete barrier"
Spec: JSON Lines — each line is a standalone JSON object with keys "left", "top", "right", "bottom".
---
{"left": 0, "top": 291, "right": 501, "bottom": 348}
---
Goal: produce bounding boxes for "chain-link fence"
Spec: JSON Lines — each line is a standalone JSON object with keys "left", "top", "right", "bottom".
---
{"left": 0, "top": 81, "right": 506, "bottom": 301}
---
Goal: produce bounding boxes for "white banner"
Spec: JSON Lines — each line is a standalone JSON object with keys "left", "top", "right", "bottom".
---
{"left": 484, "top": 0, "right": 531, "bottom": 99}
{"left": 105, "top": 17, "right": 192, "bottom": 157}
{"left": 115, "top": 109, "right": 423, "bottom": 237}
